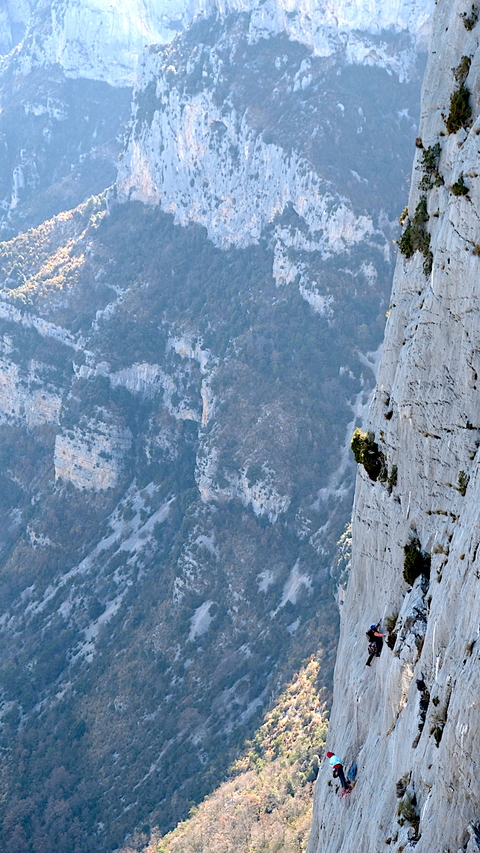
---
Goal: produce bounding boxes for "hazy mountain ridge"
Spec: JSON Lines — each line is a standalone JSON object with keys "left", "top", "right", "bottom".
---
{"left": 0, "top": 0, "right": 433, "bottom": 85}
{"left": 0, "top": 0, "right": 433, "bottom": 235}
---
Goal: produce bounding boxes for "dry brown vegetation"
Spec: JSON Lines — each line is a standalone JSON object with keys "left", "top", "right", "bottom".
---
{"left": 121, "top": 655, "right": 328, "bottom": 853}
{"left": 0, "top": 195, "right": 105, "bottom": 304}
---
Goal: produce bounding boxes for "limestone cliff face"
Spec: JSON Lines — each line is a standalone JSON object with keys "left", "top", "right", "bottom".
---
{"left": 214, "top": 0, "right": 432, "bottom": 77}
{"left": 117, "top": 73, "right": 378, "bottom": 255}
{"left": 308, "top": 2, "right": 480, "bottom": 852}
{"left": 54, "top": 417, "right": 132, "bottom": 490}
{"left": 1, "top": 0, "right": 193, "bottom": 86}
{"left": 112, "top": 3, "right": 429, "bottom": 544}
{"left": 0, "top": 0, "right": 433, "bottom": 240}
{"left": 1, "top": 0, "right": 432, "bottom": 86}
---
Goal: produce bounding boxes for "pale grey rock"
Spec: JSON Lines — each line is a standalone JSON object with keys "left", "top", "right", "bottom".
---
{"left": 307, "top": 0, "right": 480, "bottom": 851}
{"left": 0, "top": 357, "right": 62, "bottom": 426}
{"left": 54, "top": 417, "right": 132, "bottom": 490}
{"left": 3, "top": 0, "right": 434, "bottom": 86}
{"left": 0, "top": 299, "right": 77, "bottom": 349}
{"left": 8, "top": 0, "right": 200, "bottom": 85}
{"left": 117, "top": 77, "right": 378, "bottom": 254}
{"left": 117, "top": 65, "right": 386, "bottom": 320}
{"left": 196, "top": 446, "right": 291, "bottom": 521}
{"left": 0, "top": 0, "right": 32, "bottom": 55}
{"left": 217, "top": 0, "right": 434, "bottom": 78}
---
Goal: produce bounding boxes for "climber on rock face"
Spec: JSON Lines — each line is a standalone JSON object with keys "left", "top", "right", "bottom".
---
{"left": 365, "top": 622, "right": 386, "bottom": 667}
{"left": 326, "top": 752, "right": 351, "bottom": 792}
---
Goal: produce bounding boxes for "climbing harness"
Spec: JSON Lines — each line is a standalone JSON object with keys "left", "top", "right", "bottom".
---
{"left": 339, "top": 785, "right": 354, "bottom": 803}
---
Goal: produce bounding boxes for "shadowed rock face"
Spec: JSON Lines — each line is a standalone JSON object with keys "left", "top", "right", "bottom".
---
{"left": 307, "top": 2, "right": 480, "bottom": 852}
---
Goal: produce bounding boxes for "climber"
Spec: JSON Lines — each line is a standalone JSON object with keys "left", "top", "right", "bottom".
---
{"left": 325, "top": 752, "right": 351, "bottom": 792}
{"left": 366, "top": 622, "right": 386, "bottom": 666}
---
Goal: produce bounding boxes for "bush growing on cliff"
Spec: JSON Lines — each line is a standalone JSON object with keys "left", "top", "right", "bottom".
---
{"left": 458, "top": 470, "right": 470, "bottom": 495}
{"left": 350, "top": 428, "right": 386, "bottom": 481}
{"left": 398, "top": 196, "right": 433, "bottom": 275}
{"left": 454, "top": 55, "right": 472, "bottom": 84}
{"left": 462, "top": 4, "right": 479, "bottom": 29}
{"left": 388, "top": 465, "right": 398, "bottom": 489}
{"left": 403, "top": 536, "right": 431, "bottom": 586}
{"left": 418, "top": 143, "right": 442, "bottom": 191}
{"left": 430, "top": 706, "right": 448, "bottom": 746}
{"left": 451, "top": 174, "right": 469, "bottom": 196}
{"left": 397, "top": 789, "right": 420, "bottom": 832}
{"left": 385, "top": 612, "right": 399, "bottom": 650}
{"left": 446, "top": 83, "right": 472, "bottom": 134}
{"left": 395, "top": 773, "right": 409, "bottom": 799}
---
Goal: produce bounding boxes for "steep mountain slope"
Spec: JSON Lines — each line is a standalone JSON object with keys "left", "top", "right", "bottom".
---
{"left": 0, "top": 197, "right": 343, "bottom": 853}
{"left": 123, "top": 655, "right": 327, "bottom": 853}
{"left": 0, "top": 1, "right": 434, "bottom": 851}
{"left": 308, "top": 3, "right": 480, "bottom": 853}
{"left": 0, "top": 0, "right": 432, "bottom": 239}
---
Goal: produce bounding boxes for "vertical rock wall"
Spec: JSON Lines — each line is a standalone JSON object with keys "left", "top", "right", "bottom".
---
{"left": 308, "top": 1, "right": 480, "bottom": 851}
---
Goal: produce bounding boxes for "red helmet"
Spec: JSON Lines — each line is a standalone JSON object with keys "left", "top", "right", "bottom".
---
{"left": 326, "top": 751, "right": 334, "bottom": 757}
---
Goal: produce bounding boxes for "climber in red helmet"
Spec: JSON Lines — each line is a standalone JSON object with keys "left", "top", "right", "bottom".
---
{"left": 325, "top": 752, "right": 351, "bottom": 792}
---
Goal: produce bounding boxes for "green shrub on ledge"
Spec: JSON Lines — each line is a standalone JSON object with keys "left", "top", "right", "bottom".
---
{"left": 397, "top": 789, "right": 420, "bottom": 833}
{"left": 446, "top": 83, "right": 472, "bottom": 134}
{"left": 403, "top": 536, "right": 431, "bottom": 585}
{"left": 385, "top": 612, "right": 399, "bottom": 650}
{"left": 398, "top": 196, "right": 433, "bottom": 275}
{"left": 418, "top": 143, "right": 443, "bottom": 191}
{"left": 451, "top": 174, "right": 469, "bottom": 196}
{"left": 458, "top": 470, "right": 470, "bottom": 495}
{"left": 351, "top": 428, "right": 386, "bottom": 481}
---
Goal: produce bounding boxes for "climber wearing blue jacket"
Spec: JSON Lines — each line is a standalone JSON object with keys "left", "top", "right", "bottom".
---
{"left": 326, "top": 752, "right": 351, "bottom": 791}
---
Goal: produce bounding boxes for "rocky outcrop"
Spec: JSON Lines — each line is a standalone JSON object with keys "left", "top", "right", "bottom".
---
{"left": 215, "top": 0, "right": 433, "bottom": 77}
{"left": 4, "top": 0, "right": 190, "bottom": 86}
{"left": 54, "top": 416, "right": 132, "bottom": 490}
{"left": 308, "top": 2, "right": 480, "bottom": 852}
{"left": 118, "top": 80, "right": 378, "bottom": 254}
{"left": 1, "top": 0, "right": 433, "bottom": 86}
{"left": 196, "top": 446, "right": 291, "bottom": 522}
{"left": 0, "top": 0, "right": 434, "bottom": 237}
{"left": 0, "top": 357, "right": 62, "bottom": 427}
{"left": 115, "top": 13, "right": 421, "bottom": 351}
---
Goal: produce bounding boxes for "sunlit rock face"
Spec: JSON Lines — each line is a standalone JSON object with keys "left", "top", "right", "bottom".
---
{"left": 115, "top": 9, "right": 430, "bottom": 341}
{"left": 307, "top": 2, "right": 480, "bottom": 852}
{"left": 0, "top": 0, "right": 199, "bottom": 85}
